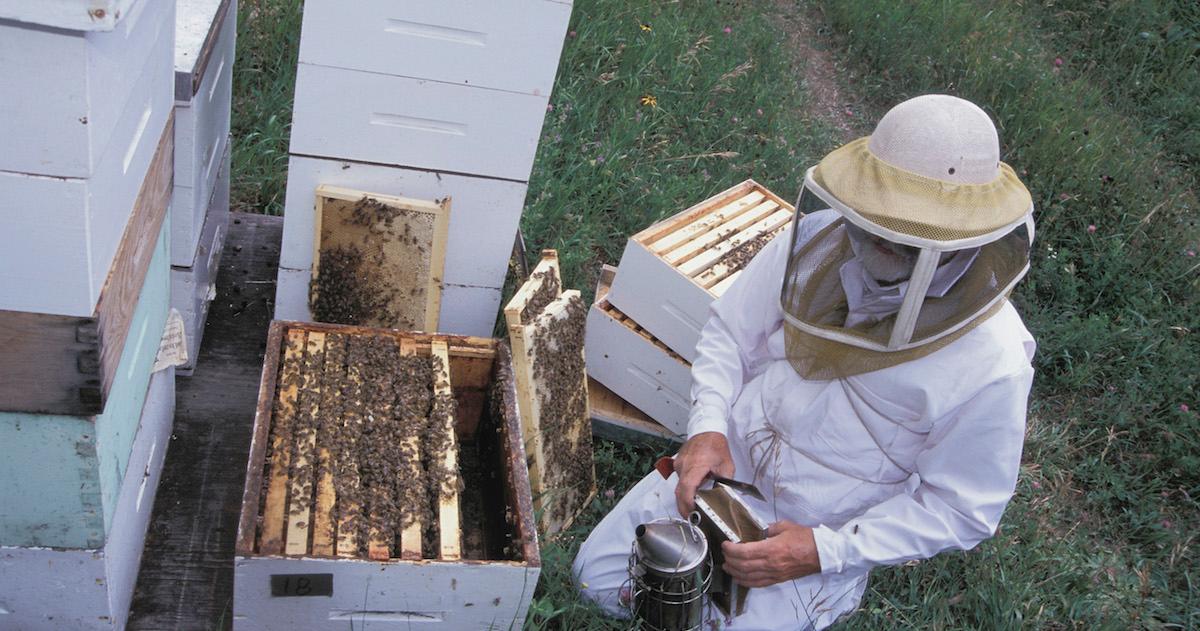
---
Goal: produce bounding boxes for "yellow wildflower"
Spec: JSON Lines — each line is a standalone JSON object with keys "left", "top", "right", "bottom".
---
{"left": 640, "top": 94, "right": 658, "bottom": 108}
{"left": 640, "top": 22, "right": 652, "bottom": 32}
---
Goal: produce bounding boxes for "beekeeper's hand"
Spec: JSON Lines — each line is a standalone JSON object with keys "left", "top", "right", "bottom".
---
{"left": 722, "top": 520, "right": 821, "bottom": 586}
{"left": 673, "top": 431, "right": 734, "bottom": 517}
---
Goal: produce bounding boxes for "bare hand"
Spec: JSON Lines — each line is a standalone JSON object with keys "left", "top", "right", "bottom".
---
{"left": 673, "top": 432, "right": 734, "bottom": 517}
{"left": 721, "top": 521, "right": 821, "bottom": 587}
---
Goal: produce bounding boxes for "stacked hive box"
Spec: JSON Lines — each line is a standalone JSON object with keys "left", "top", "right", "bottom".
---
{"left": 275, "top": 0, "right": 573, "bottom": 336}
{"left": 171, "top": 0, "right": 237, "bottom": 374}
{"left": 234, "top": 322, "right": 540, "bottom": 629}
{"left": 586, "top": 181, "right": 796, "bottom": 437}
{"left": 0, "top": 2, "right": 178, "bottom": 627}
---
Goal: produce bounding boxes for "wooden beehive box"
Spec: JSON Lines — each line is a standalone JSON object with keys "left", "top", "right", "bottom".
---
{"left": 234, "top": 321, "right": 539, "bottom": 629}
{"left": 308, "top": 185, "right": 450, "bottom": 332}
{"left": 586, "top": 266, "right": 693, "bottom": 437}
{"left": 606, "top": 180, "right": 795, "bottom": 362}
{"left": 503, "top": 251, "right": 596, "bottom": 536}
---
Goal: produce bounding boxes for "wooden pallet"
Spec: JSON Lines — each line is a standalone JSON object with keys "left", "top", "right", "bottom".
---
{"left": 235, "top": 321, "right": 541, "bottom": 628}
{"left": 309, "top": 184, "right": 450, "bottom": 332}
{"left": 607, "top": 179, "right": 795, "bottom": 362}
{"left": 503, "top": 250, "right": 596, "bottom": 536}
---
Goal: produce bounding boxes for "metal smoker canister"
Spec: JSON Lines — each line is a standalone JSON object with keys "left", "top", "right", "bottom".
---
{"left": 629, "top": 517, "right": 712, "bottom": 631}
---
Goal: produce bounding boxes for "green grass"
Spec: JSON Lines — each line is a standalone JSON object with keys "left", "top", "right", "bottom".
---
{"left": 228, "top": 0, "right": 1199, "bottom": 628}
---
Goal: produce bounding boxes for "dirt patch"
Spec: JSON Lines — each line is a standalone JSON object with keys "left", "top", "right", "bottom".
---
{"left": 771, "top": 1, "right": 870, "bottom": 141}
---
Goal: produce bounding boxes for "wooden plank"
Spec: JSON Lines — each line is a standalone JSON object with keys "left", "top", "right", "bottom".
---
{"left": 260, "top": 329, "right": 306, "bottom": 555}
{"left": 335, "top": 336, "right": 366, "bottom": 558}
{"left": 693, "top": 224, "right": 791, "bottom": 289}
{"left": 285, "top": 332, "right": 325, "bottom": 555}
{"left": 662, "top": 199, "right": 779, "bottom": 265}
{"left": 677, "top": 208, "right": 793, "bottom": 277}
{"left": 431, "top": 341, "right": 461, "bottom": 560}
{"left": 636, "top": 180, "right": 756, "bottom": 245}
{"left": 588, "top": 378, "right": 683, "bottom": 443}
{"left": 311, "top": 333, "right": 345, "bottom": 556}
{"left": 503, "top": 250, "right": 561, "bottom": 326}
{"left": 651, "top": 191, "right": 766, "bottom": 256}
{"left": 710, "top": 270, "right": 744, "bottom": 296}
{"left": 397, "top": 338, "right": 423, "bottom": 560}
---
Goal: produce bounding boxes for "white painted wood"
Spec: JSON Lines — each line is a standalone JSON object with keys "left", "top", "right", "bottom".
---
{"left": 0, "top": 368, "right": 174, "bottom": 630}
{"left": 173, "top": 137, "right": 231, "bottom": 267}
{"left": 233, "top": 556, "right": 540, "bottom": 630}
{"left": 176, "top": 0, "right": 230, "bottom": 79}
{"left": 279, "top": 155, "right": 526, "bottom": 289}
{"left": 0, "top": 0, "right": 172, "bottom": 178}
{"left": 606, "top": 240, "right": 717, "bottom": 363}
{"left": 585, "top": 299, "right": 692, "bottom": 436}
{"left": 0, "top": 11, "right": 174, "bottom": 316}
{"left": 0, "top": 0, "right": 141, "bottom": 31}
{"left": 173, "top": 2, "right": 234, "bottom": 189}
{"left": 273, "top": 267, "right": 313, "bottom": 323}
{"left": 171, "top": 178, "right": 229, "bottom": 373}
{"left": 438, "top": 284, "right": 502, "bottom": 337}
{"left": 289, "top": 63, "right": 549, "bottom": 182}
{"left": 298, "top": 0, "right": 570, "bottom": 97}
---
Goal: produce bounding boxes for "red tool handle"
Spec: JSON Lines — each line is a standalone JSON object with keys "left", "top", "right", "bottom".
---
{"left": 654, "top": 456, "right": 675, "bottom": 480}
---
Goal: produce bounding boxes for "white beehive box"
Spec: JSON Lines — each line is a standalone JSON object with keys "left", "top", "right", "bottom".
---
{"left": 0, "top": 6, "right": 175, "bottom": 316}
{"left": 0, "top": 367, "right": 176, "bottom": 630}
{"left": 234, "top": 323, "right": 540, "bottom": 630}
{"left": 289, "top": 63, "right": 550, "bottom": 182}
{"left": 173, "top": 0, "right": 237, "bottom": 267}
{"left": 585, "top": 280, "right": 692, "bottom": 437}
{"left": 607, "top": 180, "right": 795, "bottom": 362}
{"left": 0, "top": 0, "right": 142, "bottom": 31}
{"left": 170, "top": 148, "right": 230, "bottom": 374}
{"left": 0, "top": 0, "right": 173, "bottom": 179}
{"left": 297, "top": 0, "right": 571, "bottom": 97}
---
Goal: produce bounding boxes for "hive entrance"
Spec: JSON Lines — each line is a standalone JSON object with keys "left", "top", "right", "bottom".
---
{"left": 252, "top": 327, "right": 518, "bottom": 562}
{"left": 309, "top": 185, "right": 449, "bottom": 331}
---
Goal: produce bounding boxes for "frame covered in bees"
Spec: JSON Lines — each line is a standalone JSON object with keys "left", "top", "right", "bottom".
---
{"left": 234, "top": 321, "right": 538, "bottom": 629}
{"left": 308, "top": 185, "right": 450, "bottom": 332}
{"left": 606, "top": 179, "right": 795, "bottom": 362}
{"left": 503, "top": 250, "right": 596, "bottom": 536}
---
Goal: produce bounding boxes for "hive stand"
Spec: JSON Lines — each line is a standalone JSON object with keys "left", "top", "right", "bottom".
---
{"left": 503, "top": 250, "right": 597, "bottom": 536}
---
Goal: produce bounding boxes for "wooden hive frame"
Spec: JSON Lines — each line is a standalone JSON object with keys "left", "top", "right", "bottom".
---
{"left": 585, "top": 268, "right": 693, "bottom": 437}
{"left": 309, "top": 184, "right": 450, "bottom": 332}
{"left": 606, "top": 179, "right": 795, "bottom": 362}
{"left": 503, "top": 250, "right": 597, "bottom": 536}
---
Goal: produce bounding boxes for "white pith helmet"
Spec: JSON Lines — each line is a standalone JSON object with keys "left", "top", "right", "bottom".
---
{"left": 867, "top": 94, "right": 1000, "bottom": 186}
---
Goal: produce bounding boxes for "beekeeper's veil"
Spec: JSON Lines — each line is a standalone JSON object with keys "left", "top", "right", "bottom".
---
{"left": 782, "top": 95, "right": 1034, "bottom": 379}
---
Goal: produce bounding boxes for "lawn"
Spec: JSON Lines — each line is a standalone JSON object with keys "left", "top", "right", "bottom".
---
{"left": 230, "top": 0, "right": 1198, "bottom": 628}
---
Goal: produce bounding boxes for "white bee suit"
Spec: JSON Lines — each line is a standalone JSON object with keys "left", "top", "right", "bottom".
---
{"left": 574, "top": 210, "right": 1036, "bottom": 629}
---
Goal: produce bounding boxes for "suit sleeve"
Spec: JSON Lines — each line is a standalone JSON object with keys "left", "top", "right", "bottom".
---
{"left": 811, "top": 368, "right": 1034, "bottom": 572}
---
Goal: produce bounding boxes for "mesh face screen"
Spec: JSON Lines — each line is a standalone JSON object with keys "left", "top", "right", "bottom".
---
{"left": 780, "top": 212, "right": 1030, "bottom": 379}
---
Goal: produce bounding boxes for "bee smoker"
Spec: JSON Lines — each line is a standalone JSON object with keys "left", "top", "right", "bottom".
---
{"left": 628, "top": 516, "right": 712, "bottom": 630}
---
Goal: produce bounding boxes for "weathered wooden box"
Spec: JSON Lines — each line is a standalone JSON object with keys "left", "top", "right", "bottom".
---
{"left": 0, "top": 0, "right": 173, "bottom": 179}
{"left": 607, "top": 180, "right": 795, "bottom": 362}
{"left": 297, "top": 0, "right": 571, "bottom": 98}
{"left": 585, "top": 271, "right": 692, "bottom": 438}
{"left": 172, "top": 0, "right": 236, "bottom": 267}
{"left": 234, "top": 322, "right": 540, "bottom": 630}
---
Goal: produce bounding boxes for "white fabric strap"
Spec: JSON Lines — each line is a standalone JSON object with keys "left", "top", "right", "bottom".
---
{"left": 888, "top": 248, "right": 940, "bottom": 348}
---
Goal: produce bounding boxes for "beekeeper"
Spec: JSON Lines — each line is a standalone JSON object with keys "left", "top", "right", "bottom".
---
{"left": 573, "top": 94, "right": 1037, "bottom": 629}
